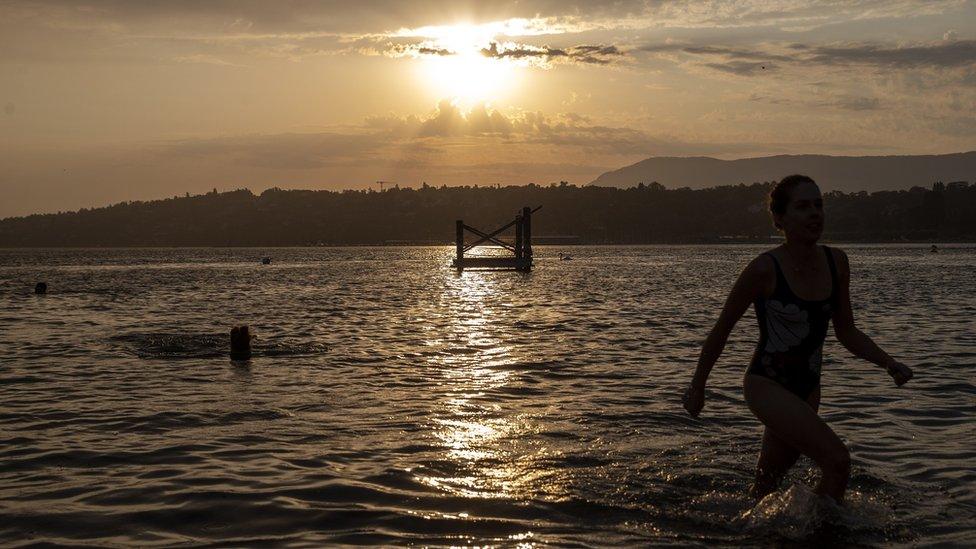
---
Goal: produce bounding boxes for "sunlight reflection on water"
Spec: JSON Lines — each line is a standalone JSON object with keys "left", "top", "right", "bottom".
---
{"left": 420, "top": 270, "right": 556, "bottom": 502}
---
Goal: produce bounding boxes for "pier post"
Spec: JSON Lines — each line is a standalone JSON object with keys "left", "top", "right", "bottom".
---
{"left": 515, "top": 215, "right": 524, "bottom": 259}
{"left": 456, "top": 220, "right": 464, "bottom": 270}
{"left": 522, "top": 206, "right": 533, "bottom": 265}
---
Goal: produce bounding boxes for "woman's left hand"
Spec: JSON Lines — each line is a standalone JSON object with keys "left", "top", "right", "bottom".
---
{"left": 683, "top": 384, "right": 705, "bottom": 417}
{"left": 885, "top": 360, "right": 914, "bottom": 386}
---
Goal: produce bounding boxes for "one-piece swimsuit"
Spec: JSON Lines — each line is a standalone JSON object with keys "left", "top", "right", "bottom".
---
{"left": 747, "top": 246, "right": 838, "bottom": 399}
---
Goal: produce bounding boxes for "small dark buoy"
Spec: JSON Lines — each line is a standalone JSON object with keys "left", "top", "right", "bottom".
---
{"left": 930, "top": 245, "right": 939, "bottom": 253}
{"left": 34, "top": 282, "right": 47, "bottom": 294}
{"left": 230, "top": 325, "right": 253, "bottom": 360}
{"left": 262, "top": 257, "right": 271, "bottom": 264}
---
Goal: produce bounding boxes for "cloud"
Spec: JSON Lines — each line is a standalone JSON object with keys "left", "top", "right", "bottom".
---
{"left": 172, "top": 53, "right": 243, "bottom": 67}
{"left": 6, "top": 1, "right": 966, "bottom": 32}
{"left": 827, "top": 96, "right": 881, "bottom": 111}
{"left": 480, "top": 42, "right": 623, "bottom": 65}
{"left": 151, "top": 100, "right": 765, "bottom": 175}
{"left": 642, "top": 38, "right": 976, "bottom": 77}
{"left": 640, "top": 42, "right": 787, "bottom": 75}
{"left": 750, "top": 93, "right": 882, "bottom": 111}
{"left": 7, "top": 1, "right": 968, "bottom": 66}
{"left": 373, "top": 38, "right": 625, "bottom": 67}
{"left": 644, "top": 44, "right": 792, "bottom": 62}
{"left": 703, "top": 61, "right": 774, "bottom": 75}
{"left": 363, "top": 100, "right": 764, "bottom": 157}
{"left": 805, "top": 39, "right": 976, "bottom": 68}
{"left": 417, "top": 46, "right": 453, "bottom": 56}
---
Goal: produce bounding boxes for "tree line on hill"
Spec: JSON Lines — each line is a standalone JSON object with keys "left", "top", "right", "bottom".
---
{"left": 0, "top": 180, "right": 972, "bottom": 246}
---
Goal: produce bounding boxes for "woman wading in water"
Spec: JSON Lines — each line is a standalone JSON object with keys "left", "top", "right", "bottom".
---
{"left": 683, "top": 174, "right": 913, "bottom": 503}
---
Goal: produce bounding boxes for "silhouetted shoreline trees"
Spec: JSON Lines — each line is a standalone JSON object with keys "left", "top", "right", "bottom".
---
{"left": 0, "top": 181, "right": 972, "bottom": 246}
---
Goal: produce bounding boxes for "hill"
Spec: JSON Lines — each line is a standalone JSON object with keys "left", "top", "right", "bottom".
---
{"left": 588, "top": 152, "right": 976, "bottom": 192}
{"left": 0, "top": 181, "right": 973, "bottom": 246}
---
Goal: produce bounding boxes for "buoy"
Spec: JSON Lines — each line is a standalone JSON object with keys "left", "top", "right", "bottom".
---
{"left": 34, "top": 282, "right": 47, "bottom": 294}
{"left": 230, "top": 325, "right": 253, "bottom": 360}
{"left": 262, "top": 257, "right": 271, "bottom": 264}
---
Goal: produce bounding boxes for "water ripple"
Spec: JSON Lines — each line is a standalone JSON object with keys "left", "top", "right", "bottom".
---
{"left": 0, "top": 245, "right": 973, "bottom": 546}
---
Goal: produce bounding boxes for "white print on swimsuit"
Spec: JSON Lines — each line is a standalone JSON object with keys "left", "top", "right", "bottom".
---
{"left": 764, "top": 300, "right": 810, "bottom": 353}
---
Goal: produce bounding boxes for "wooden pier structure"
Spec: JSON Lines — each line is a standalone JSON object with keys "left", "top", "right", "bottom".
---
{"left": 453, "top": 206, "right": 540, "bottom": 272}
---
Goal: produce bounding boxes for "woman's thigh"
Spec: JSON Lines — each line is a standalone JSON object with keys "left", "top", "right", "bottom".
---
{"left": 744, "top": 375, "right": 845, "bottom": 466}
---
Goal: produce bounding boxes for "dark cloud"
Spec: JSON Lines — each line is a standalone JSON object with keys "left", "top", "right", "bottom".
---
{"left": 382, "top": 41, "right": 451, "bottom": 58}
{"left": 641, "top": 43, "right": 784, "bottom": 75}
{"left": 750, "top": 93, "right": 882, "bottom": 111}
{"left": 480, "top": 42, "right": 623, "bottom": 65}
{"left": 375, "top": 40, "right": 624, "bottom": 65}
{"left": 643, "top": 38, "right": 976, "bottom": 77}
{"left": 6, "top": 0, "right": 963, "bottom": 34}
{"left": 806, "top": 40, "right": 976, "bottom": 68}
{"left": 0, "top": 0, "right": 664, "bottom": 41}
{"left": 417, "top": 46, "right": 453, "bottom": 56}
{"left": 681, "top": 45, "right": 793, "bottom": 63}
{"left": 644, "top": 43, "right": 791, "bottom": 62}
{"left": 827, "top": 96, "right": 881, "bottom": 111}
{"left": 703, "top": 61, "right": 774, "bottom": 76}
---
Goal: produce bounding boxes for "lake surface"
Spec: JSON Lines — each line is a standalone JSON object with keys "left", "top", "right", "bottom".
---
{"left": 1, "top": 245, "right": 974, "bottom": 547}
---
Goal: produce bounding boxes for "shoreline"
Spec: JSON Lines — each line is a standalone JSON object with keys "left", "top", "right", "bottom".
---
{"left": 1, "top": 241, "right": 975, "bottom": 250}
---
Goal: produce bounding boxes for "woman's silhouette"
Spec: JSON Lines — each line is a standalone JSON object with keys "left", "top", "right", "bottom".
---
{"left": 683, "top": 174, "right": 913, "bottom": 503}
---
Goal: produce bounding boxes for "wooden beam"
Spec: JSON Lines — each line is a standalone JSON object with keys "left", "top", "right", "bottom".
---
{"left": 514, "top": 215, "right": 523, "bottom": 259}
{"left": 463, "top": 224, "right": 516, "bottom": 253}
{"left": 462, "top": 217, "right": 519, "bottom": 250}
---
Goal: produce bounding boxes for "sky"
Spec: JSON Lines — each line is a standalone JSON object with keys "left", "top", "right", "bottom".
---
{"left": 1, "top": 0, "right": 975, "bottom": 218}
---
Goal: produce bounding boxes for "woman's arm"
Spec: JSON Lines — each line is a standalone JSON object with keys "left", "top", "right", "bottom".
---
{"left": 831, "top": 248, "right": 914, "bottom": 386}
{"left": 684, "top": 256, "right": 770, "bottom": 417}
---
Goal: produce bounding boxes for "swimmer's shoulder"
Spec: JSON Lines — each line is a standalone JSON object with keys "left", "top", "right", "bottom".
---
{"left": 747, "top": 248, "right": 779, "bottom": 278}
{"left": 740, "top": 250, "right": 778, "bottom": 297}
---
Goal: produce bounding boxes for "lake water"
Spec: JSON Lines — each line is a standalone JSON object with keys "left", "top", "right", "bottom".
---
{"left": 1, "top": 245, "right": 974, "bottom": 547}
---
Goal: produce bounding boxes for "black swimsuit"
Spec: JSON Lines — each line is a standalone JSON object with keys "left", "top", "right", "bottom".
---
{"left": 747, "top": 246, "right": 838, "bottom": 399}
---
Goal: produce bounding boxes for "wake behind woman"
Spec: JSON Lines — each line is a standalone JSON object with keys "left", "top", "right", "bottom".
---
{"left": 683, "top": 174, "right": 914, "bottom": 503}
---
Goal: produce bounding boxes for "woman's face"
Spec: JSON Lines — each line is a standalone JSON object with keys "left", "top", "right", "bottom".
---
{"left": 777, "top": 181, "right": 824, "bottom": 242}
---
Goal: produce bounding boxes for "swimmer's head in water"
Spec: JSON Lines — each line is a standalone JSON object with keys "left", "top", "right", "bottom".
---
{"left": 769, "top": 174, "right": 823, "bottom": 242}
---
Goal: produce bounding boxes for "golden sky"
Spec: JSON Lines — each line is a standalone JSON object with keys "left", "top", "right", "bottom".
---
{"left": 2, "top": 1, "right": 975, "bottom": 217}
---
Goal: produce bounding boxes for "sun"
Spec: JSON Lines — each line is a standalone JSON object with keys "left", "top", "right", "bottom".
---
{"left": 414, "top": 24, "right": 518, "bottom": 105}
{"left": 421, "top": 52, "right": 515, "bottom": 104}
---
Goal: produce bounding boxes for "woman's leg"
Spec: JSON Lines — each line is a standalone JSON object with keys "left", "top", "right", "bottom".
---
{"left": 750, "top": 387, "right": 821, "bottom": 499}
{"left": 744, "top": 375, "right": 850, "bottom": 502}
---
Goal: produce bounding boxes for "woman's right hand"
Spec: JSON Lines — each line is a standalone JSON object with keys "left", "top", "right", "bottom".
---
{"left": 683, "top": 384, "right": 705, "bottom": 417}
{"left": 885, "top": 360, "right": 914, "bottom": 386}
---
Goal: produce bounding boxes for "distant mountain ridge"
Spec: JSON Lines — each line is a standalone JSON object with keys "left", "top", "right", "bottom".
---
{"left": 588, "top": 152, "right": 976, "bottom": 192}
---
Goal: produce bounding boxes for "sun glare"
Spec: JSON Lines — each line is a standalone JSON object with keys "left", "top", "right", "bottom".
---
{"left": 415, "top": 23, "right": 518, "bottom": 105}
